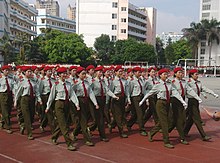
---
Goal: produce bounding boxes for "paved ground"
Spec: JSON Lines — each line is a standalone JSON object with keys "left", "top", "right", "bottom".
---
{"left": 0, "top": 77, "right": 220, "bottom": 163}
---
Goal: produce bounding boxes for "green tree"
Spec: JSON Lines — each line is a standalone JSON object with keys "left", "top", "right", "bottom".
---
{"left": 156, "top": 37, "right": 165, "bottom": 64}
{"left": 110, "top": 38, "right": 156, "bottom": 64}
{"left": 164, "top": 43, "right": 174, "bottom": 64}
{"left": 182, "top": 22, "right": 203, "bottom": 60}
{"left": 0, "top": 34, "right": 15, "bottom": 64}
{"left": 94, "top": 34, "right": 115, "bottom": 64}
{"left": 201, "top": 18, "right": 220, "bottom": 66}
{"left": 42, "top": 30, "right": 92, "bottom": 64}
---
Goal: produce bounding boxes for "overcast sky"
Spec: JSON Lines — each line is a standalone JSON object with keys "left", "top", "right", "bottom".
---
{"left": 26, "top": 0, "right": 200, "bottom": 34}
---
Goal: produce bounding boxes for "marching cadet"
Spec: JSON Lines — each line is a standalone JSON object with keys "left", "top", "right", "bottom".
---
{"left": 66, "top": 65, "right": 79, "bottom": 127}
{"left": 143, "top": 67, "right": 159, "bottom": 125}
{"left": 169, "top": 67, "right": 202, "bottom": 145}
{"left": 127, "top": 67, "right": 147, "bottom": 136}
{"left": 85, "top": 65, "right": 96, "bottom": 132}
{"left": 184, "top": 69, "right": 219, "bottom": 141}
{"left": 127, "top": 68, "right": 133, "bottom": 81}
{"left": 45, "top": 67, "right": 78, "bottom": 151}
{"left": 90, "top": 66, "right": 119, "bottom": 142}
{"left": 139, "top": 68, "right": 187, "bottom": 149}
{"left": 72, "top": 66, "right": 99, "bottom": 146}
{"left": 0, "top": 65, "right": 14, "bottom": 134}
{"left": 38, "top": 66, "right": 56, "bottom": 133}
{"left": 109, "top": 65, "right": 131, "bottom": 138}
{"left": 139, "top": 68, "right": 147, "bottom": 85}
{"left": 14, "top": 66, "right": 43, "bottom": 140}
{"left": 103, "top": 67, "right": 113, "bottom": 127}
{"left": 86, "top": 65, "right": 95, "bottom": 85}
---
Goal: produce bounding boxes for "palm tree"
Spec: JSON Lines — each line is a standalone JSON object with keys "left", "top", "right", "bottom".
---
{"left": 0, "top": 34, "right": 13, "bottom": 64}
{"left": 182, "top": 22, "right": 203, "bottom": 61}
{"left": 201, "top": 18, "right": 220, "bottom": 66}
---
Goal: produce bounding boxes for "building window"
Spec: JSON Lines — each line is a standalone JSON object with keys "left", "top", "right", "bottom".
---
{"left": 112, "top": 13, "right": 117, "bottom": 19}
{"left": 112, "top": 35, "right": 117, "bottom": 41}
{"left": 41, "top": 19, "right": 45, "bottom": 24}
{"left": 201, "top": 42, "right": 206, "bottom": 47}
{"left": 200, "top": 48, "right": 206, "bottom": 54}
{"left": 121, "top": 29, "right": 126, "bottom": 33}
{"left": 112, "top": 2, "right": 118, "bottom": 8}
{"left": 121, "top": 7, "right": 127, "bottom": 11}
{"left": 203, "top": 0, "right": 211, "bottom": 3}
{"left": 121, "top": 18, "right": 126, "bottom": 22}
{"left": 112, "top": 25, "right": 117, "bottom": 30}
{"left": 202, "top": 4, "right": 211, "bottom": 10}
{"left": 202, "top": 13, "right": 210, "bottom": 18}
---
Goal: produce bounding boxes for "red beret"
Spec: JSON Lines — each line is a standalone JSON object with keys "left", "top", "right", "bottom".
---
{"left": 148, "top": 67, "right": 157, "bottom": 73}
{"left": 95, "top": 66, "right": 103, "bottom": 71}
{"left": 158, "top": 68, "right": 169, "bottom": 76}
{"left": 1, "top": 65, "right": 11, "bottom": 71}
{"left": 127, "top": 68, "right": 133, "bottom": 73}
{"left": 133, "top": 67, "right": 142, "bottom": 72}
{"left": 115, "top": 65, "right": 123, "bottom": 72}
{"left": 103, "top": 67, "right": 109, "bottom": 73}
{"left": 86, "top": 65, "right": 95, "bottom": 71}
{"left": 69, "top": 65, "right": 78, "bottom": 71}
{"left": 109, "top": 65, "right": 115, "bottom": 71}
{"left": 22, "top": 66, "right": 32, "bottom": 72}
{"left": 31, "top": 66, "right": 38, "bottom": 71}
{"left": 44, "top": 66, "right": 52, "bottom": 71}
{"left": 16, "top": 65, "right": 21, "bottom": 69}
{"left": 141, "top": 68, "right": 146, "bottom": 72}
{"left": 174, "top": 67, "right": 183, "bottom": 73}
{"left": 57, "top": 67, "right": 67, "bottom": 73}
{"left": 76, "top": 66, "right": 85, "bottom": 74}
{"left": 189, "top": 69, "right": 198, "bottom": 75}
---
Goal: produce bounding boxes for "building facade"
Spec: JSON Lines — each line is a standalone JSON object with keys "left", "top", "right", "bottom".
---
{"left": 199, "top": 0, "right": 220, "bottom": 66}
{"left": 36, "top": 9, "right": 76, "bottom": 35}
{"left": 157, "top": 32, "right": 183, "bottom": 48}
{"left": 0, "top": 0, "right": 37, "bottom": 65}
{"left": 76, "top": 0, "right": 156, "bottom": 47}
{"left": 36, "top": 0, "right": 60, "bottom": 17}
{"left": 67, "top": 4, "right": 76, "bottom": 20}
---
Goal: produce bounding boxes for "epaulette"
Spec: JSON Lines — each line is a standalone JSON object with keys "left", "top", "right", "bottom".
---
{"left": 155, "top": 81, "right": 160, "bottom": 84}
{"left": 188, "top": 78, "right": 191, "bottom": 82}
{"left": 166, "top": 79, "right": 172, "bottom": 83}
{"left": 92, "top": 79, "right": 95, "bottom": 82}
{"left": 74, "top": 80, "right": 78, "bottom": 84}
{"left": 41, "top": 77, "right": 45, "bottom": 80}
{"left": 19, "top": 78, "right": 24, "bottom": 82}
{"left": 55, "top": 81, "right": 59, "bottom": 85}
{"left": 172, "top": 79, "right": 175, "bottom": 83}
{"left": 19, "top": 75, "right": 23, "bottom": 79}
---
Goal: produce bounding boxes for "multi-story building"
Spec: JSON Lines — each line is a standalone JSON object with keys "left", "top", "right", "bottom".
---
{"left": 199, "top": 0, "right": 220, "bottom": 66}
{"left": 36, "top": 0, "right": 60, "bottom": 17}
{"left": 76, "top": 0, "right": 156, "bottom": 47}
{"left": 67, "top": 4, "right": 76, "bottom": 20}
{"left": 0, "top": 0, "right": 37, "bottom": 65}
{"left": 157, "top": 32, "right": 183, "bottom": 48}
{"left": 36, "top": 9, "right": 76, "bottom": 35}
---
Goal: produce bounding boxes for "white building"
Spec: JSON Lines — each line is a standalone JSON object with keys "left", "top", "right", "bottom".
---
{"left": 67, "top": 4, "right": 76, "bottom": 21}
{"left": 0, "top": 0, "right": 37, "bottom": 65}
{"left": 157, "top": 32, "right": 183, "bottom": 48}
{"left": 36, "top": 9, "right": 76, "bottom": 35}
{"left": 36, "top": 0, "right": 60, "bottom": 17}
{"left": 199, "top": 0, "right": 220, "bottom": 66}
{"left": 76, "top": 0, "right": 156, "bottom": 47}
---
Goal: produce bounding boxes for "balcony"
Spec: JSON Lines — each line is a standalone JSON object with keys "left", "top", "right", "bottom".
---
{"left": 10, "top": 22, "right": 37, "bottom": 36}
{"left": 128, "top": 30, "right": 146, "bottom": 39}
{"left": 128, "top": 22, "right": 146, "bottom": 32}
{"left": 10, "top": 10, "right": 36, "bottom": 25}
{"left": 128, "top": 14, "right": 147, "bottom": 24}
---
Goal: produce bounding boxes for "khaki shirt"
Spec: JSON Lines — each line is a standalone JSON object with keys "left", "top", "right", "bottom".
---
{"left": 187, "top": 78, "right": 216, "bottom": 98}
{"left": 140, "top": 79, "right": 186, "bottom": 106}
{"left": 39, "top": 76, "right": 56, "bottom": 95}
{"left": 46, "top": 79, "right": 79, "bottom": 110}
{"left": 14, "top": 77, "right": 42, "bottom": 106}
{"left": 73, "top": 78, "right": 98, "bottom": 106}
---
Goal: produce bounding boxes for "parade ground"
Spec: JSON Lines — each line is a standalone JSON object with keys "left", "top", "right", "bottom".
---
{"left": 0, "top": 77, "right": 220, "bottom": 163}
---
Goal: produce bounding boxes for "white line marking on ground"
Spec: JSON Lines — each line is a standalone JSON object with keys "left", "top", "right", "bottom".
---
{"left": 0, "top": 153, "right": 23, "bottom": 163}
{"left": 12, "top": 133, "right": 116, "bottom": 163}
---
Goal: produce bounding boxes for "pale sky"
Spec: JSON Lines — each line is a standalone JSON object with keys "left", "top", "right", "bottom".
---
{"left": 26, "top": 0, "right": 200, "bottom": 34}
